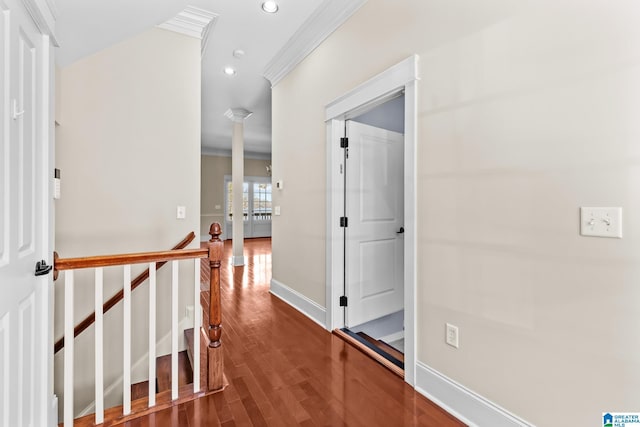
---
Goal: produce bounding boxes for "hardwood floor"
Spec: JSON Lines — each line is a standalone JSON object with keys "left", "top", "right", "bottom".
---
{"left": 122, "top": 238, "right": 464, "bottom": 426}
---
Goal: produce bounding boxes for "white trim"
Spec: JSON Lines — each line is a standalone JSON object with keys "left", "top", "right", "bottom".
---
{"left": 325, "top": 119, "right": 345, "bottom": 333}
{"left": 415, "top": 362, "right": 535, "bottom": 427}
{"left": 263, "top": 0, "right": 367, "bottom": 87}
{"left": 326, "top": 55, "right": 418, "bottom": 121}
{"left": 21, "top": 0, "right": 58, "bottom": 44}
{"left": 325, "top": 55, "right": 419, "bottom": 386}
{"left": 48, "top": 396, "right": 58, "bottom": 427}
{"left": 200, "top": 147, "right": 272, "bottom": 161}
{"left": 224, "top": 108, "right": 252, "bottom": 123}
{"left": 378, "top": 330, "right": 404, "bottom": 343}
{"left": 270, "top": 279, "right": 326, "bottom": 328}
{"left": 157, "top": 6, "right": 218, "bottom": 56}
{"left": 232, "top": 255, "right": 245, "bottom": 266}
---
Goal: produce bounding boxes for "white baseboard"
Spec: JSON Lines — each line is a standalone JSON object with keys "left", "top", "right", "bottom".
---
{"left": 270, "top": 279, "right": 326, "bottom": 328}
{"left": 49, "top": 395, "right": 58, "bottom": 427}
{"left": 415, "top": 361, "right": 535, "bottom": 427}
{"left": 77, "top": 316, "right": 192, "bottom": 418}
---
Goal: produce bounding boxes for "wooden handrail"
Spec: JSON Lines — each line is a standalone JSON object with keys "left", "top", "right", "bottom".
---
{"left": 55, "top": 248, "right": 207, "bottom": 270}
{"left": 54, "top": 232, "right": 197, "bottom": 354}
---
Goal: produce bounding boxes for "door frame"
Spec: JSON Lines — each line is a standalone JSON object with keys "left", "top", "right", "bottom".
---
{"left": 325, "top": 55, "right": 418, "bottom": 386}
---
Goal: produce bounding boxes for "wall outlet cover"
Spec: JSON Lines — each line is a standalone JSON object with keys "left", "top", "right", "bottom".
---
{"left": 446, "top": 323, "right": 459, "bottom": 348}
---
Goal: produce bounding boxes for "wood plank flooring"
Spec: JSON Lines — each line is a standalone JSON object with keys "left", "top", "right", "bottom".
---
{"left": 120, "top": 238, "right": 464, "bottom": 426}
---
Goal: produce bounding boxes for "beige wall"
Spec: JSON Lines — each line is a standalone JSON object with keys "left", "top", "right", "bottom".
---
{"left": 272, "top": 0, "right": 640, "bottom": 425}
{"left": 54, "top": 28, "right": 201, "bottom": 416}
{"left": 200, "top": 154, "right": 271, "bottom": 238}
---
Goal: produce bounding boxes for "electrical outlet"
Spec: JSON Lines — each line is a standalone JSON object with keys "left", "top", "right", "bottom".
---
{"left": 446, "top": 323, "right": 459, "bottom": 348}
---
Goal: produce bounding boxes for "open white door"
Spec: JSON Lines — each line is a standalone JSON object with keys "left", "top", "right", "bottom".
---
{"left": 0, "top": 0, "right": 55, "bottom": 425}
{"left": 345, "top": 121, "right": 404, "bottom": 327}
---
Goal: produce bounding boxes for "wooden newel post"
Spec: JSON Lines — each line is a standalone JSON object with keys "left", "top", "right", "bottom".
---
{"left": 207, "top": 222, "right": 224, "bottom": 391}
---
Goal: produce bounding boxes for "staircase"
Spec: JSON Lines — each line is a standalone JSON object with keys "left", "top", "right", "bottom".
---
{"left": 54, "top": 223, "right": 225, "bottom": 426}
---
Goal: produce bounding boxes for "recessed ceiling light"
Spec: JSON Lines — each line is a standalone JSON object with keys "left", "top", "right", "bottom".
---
{"left": 261, "top": 1, "right": 278, "bottom": 13}
{"left": 223, "top": 66, "right": 236, "bottom": 76}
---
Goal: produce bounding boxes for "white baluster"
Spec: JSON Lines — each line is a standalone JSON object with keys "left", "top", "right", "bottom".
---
{"left": 95, "top": 268, "right": 104, "bottom": 424}
{"left": 172, "top": 260, "right": 179, "bottom": 400}
{"left": 64, "top": 271, "right": 74, "bottom": 427}
{"left": 193, "top": 258, "right": 200, "bottom": 392}
{"left": 148, "top": 262, "right": 156, "bottom": 407}
{"left": 123, "top": 265, "right": 131, "bottom": 415}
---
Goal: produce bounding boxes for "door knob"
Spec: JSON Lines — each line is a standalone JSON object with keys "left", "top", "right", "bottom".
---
{"left": 396, "top": 227, "right": 405, "bottom": 234}
{"left": 35, "top": 260, "right": 53, "bottom": 276}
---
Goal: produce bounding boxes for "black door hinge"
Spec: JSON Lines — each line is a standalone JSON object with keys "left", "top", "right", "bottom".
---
{"left": 340, "top": 137, "right": 349, "bottom": 148}
{"left": 340, "top": 217, "right": 348, "bottom": 227}
{"left": 339, "top": 296, "right": 348, "bottom": 307}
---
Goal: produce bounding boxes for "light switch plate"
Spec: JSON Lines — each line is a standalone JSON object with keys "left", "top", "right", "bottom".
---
{"left": 176, "top": 205, "right": 186, "bottom": 220}
{"left": 274, "top": 206, "right": 281, "bottom": 216}
{"left": 580, "top": 207, "right": 622, "bottom": 238}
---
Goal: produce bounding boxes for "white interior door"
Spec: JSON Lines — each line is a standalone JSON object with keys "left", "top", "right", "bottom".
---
{"left": 224, "top": 176, "right": 272, "bottom": 239}
{"left": 346, "top": 121, "right": 404, "bottom": 327}
{"left": 0, "top": 0, "right": 53, "bottom": 425}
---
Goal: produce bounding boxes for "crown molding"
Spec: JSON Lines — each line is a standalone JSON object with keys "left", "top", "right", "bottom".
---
{"left": 21, "top": 0, "right": 59, "bottom": 44}
{"left": 263, "top": 0, "right": 367, "bottom": 87}
{"left": 157, "top": 6, "right": 218, "bottom": 55}
{"left": 224, "top": 108, "right": 253, "bottom": 123}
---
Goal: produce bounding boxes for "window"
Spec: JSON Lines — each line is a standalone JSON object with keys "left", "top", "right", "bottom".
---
{"left": 226, "top": 181, "right": 271, "bottom": 221}
{"left": 253, "top": 182, "right": 272, "bottom": 220}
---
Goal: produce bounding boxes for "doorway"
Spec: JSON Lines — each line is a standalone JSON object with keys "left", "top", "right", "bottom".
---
{"left": 224, "top": 175, "right": 272, "bottom": 239}
{"left": 340, "top": 110, "right": 406, "bottom": 371}
{"left": 325, "top": 55, "right": 418, "bottom": 385}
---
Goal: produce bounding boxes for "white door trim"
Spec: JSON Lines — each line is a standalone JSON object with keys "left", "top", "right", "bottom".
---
{"left": 324, "top": 55, "right": 418, "bottom": 386}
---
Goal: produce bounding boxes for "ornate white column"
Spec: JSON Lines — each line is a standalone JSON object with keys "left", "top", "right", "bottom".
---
{"left": 225, "top": 108, "right": 252, "bottom": 266}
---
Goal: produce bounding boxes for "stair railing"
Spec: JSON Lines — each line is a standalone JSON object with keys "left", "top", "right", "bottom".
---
{"left": 53, "top": 231, "right": 196, "bottom": 353}
{"left": 54, "top": 223, "right": 224, "bottom": 426}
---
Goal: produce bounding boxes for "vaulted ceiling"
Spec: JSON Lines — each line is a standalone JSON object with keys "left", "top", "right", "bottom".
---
{"left": 56, "top": 0, "right": 366, "bottom": 158}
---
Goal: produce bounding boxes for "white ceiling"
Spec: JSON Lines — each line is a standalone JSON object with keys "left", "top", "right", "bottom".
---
{"left": 55, "top": 0, "right": 331, "bottom": 158}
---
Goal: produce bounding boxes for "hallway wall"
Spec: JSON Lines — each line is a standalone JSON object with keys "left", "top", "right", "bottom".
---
{"left": 271, "top": 0, "right": 640, "bottom": 425}
{"left": 55, "top": 27, "right": 201, "bottom": 416}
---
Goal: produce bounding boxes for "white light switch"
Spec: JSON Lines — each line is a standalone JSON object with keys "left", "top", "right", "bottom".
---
{"left": 274, "top": 206, "right": 281, "bottom": 216}
{"left": 580, "top": 207, "right": 622, "bottom": 238}
{"left": 176, "top": 205, "right": 186, "bottom": 219}
{"left": 445, "top": 323, "right": 459, "bottom": 348}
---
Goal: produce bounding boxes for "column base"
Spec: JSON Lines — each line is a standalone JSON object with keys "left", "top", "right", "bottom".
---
{"left": 232, "top": 256, "right": 246, "bottom": 266}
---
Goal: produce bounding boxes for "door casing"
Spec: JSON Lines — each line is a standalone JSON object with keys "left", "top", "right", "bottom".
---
{"left": 325, "top": 55, "right": 418, "bottom": 386}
